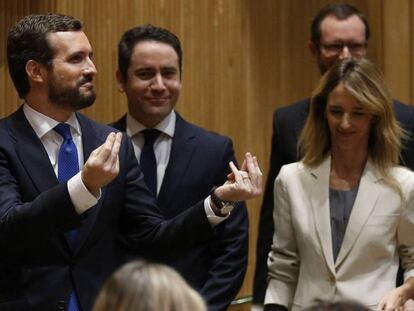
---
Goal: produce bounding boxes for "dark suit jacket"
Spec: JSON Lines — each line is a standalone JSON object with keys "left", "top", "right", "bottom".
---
{"left": 253, "top": 98, "right": 414, "bottom": 304}
{"left": 0, "top": 107, "right": 215, "bottom": 311}
{"left": 110, "top": 113, "right": 249, "bottom": 311}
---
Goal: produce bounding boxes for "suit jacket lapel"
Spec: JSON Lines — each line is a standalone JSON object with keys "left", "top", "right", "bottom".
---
{"left": 308, "top": 156, "right": 336, "bottom": 276}
{"left": 157, "top": 114, "right": 196, "bottom": 208}
{"left": 7, "top": 107, "right": 59, "bottom": 193}
{"left": 335, "top": 162, "right": 380, "bottom": 267}
{"left": 6, "top": 108, "right": 75, "bottom": 255}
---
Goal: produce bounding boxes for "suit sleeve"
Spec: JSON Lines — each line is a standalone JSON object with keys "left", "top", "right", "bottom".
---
{"left": 398, "top": 174, "right": 414, "bottom": 281}
{"left": 118, "top": 136, "right": 215, "bottom": 255}
{"left": 264, "top": 166, "right": 299, "bottom": 309}
{"left": 253, "top": 110, "right": 286, "bottom": 304}
{"left": 0, "top": 133, "right": 82, "bottom": 248}
{"left": 198, "top": 139, "right": 249, "bottom": 311}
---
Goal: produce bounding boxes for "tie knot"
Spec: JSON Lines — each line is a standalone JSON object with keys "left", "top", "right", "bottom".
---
{"left": 54, "top": 123, "right": 73, "bottom": 141}
{"left": 142, "top": 129, "right": 161, "bottom": 146}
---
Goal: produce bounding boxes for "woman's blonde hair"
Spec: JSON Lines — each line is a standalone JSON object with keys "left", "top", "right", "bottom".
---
{"left": 299, "top": 58, "right": 405, "bottom": 195}
{"left": 92, "top": 260, "right": 207, "bottom": 311}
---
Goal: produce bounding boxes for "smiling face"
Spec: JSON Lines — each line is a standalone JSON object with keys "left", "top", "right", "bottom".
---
{"left": 46, "top": 31, "right": 97, "bottom": 110}
{"left": 117, "top": 40, "right": 181, "bottom": 128}
{"left": 326, "top": 83, "right": 374, "bottom": 152}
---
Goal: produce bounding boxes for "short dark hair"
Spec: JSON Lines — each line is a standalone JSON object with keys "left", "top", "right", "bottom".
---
{"left": 118, "top": 24, "right": 183, "bottom": 81}
{"left": 311, "top": 3, "right": 370, "bottom": 47}
{"left": 7, "top": 14, "right": 82, "bottom": 98}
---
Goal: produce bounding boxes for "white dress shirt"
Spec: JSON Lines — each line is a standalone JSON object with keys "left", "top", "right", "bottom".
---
{"left": 126, "top": 110, "right": 228, "bottom": 224}
{"left": 23, "top": 104, "right": 97, "bottom": 214}
{"left": 126, "top": 111, "right": 175, "bottom": 196}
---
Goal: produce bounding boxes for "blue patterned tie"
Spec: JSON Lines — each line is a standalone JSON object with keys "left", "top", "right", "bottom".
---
{"left": 54, "top": 123, "right": 79, "bottom": 184}
{"left": 140, "top": 129, "right": 161, "bottom": 196}
{"left": 54, "top": 123, "right": 81, "bottom": 311}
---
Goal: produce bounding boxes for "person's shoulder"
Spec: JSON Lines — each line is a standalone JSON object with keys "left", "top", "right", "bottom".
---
{"left": 382, "top": 166, "right": 414, "bottom": 195}
{"left": 108, "top": 114, "right": 126, "bottom": 131}
{"left": 390, "top": 165, "right": 414, "bottom": 181}
{"left": 77, "top": 113, "right": 122, "bottom": 137}
{"left": 275, "top": 162, "right": 310, "bottom": 192}
{"left": 279, "top": 161, "right": 306, "bottom": 177}
{"left": 393, "top": 99, "right": 414, "bottom": 109}
{"left": 0, "top": 124, "right": 13, "bottom": 148}
{"left": 0, "top": 116, "right": 9, "bottom": 131}
{"left": 176, "top": 113, "right": 232, "bottom": 145}
{"left": 272, "top": 99, "right": 310, "bottom": 130}
{"left": 393, "top": 99, "right": 414, "bottom": 117}
{"left": 274, "top": 98, "right": 310, "bottom": 118}
{"left": 0, "top": 106, "right": 24, "bottom": 130}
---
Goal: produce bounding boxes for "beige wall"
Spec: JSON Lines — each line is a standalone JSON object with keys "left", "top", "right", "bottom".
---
{"left": 1, "top": 1, "right": 413, "bottom": 310}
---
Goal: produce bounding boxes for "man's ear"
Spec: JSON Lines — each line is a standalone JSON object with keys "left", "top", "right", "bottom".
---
{"left": 25, "top": 60, "right": 48, "bottom": 83}
{"left": 116, "top": 70, "right": 125, "bottom": 92}
{"left": 308, "top": 41, "right": 318, "bottom": 58}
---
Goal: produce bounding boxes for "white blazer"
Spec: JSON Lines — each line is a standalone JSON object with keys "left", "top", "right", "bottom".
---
{"left": 264, "top": 157, "right": 414, "bottom": 310}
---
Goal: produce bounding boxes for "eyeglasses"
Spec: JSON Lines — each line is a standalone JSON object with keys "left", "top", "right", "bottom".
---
{"left": 319, "top": 42, "right": 367, "bottom": 55}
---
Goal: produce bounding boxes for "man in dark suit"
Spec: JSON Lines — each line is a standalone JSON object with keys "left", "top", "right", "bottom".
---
{"left": 0, "top": 14, "right": 262, "bottom": 311}
{"left": 110, "top": 25, "right": 249, "bottom": 311}
{"left": 253, "top": 4, "right": 414, "bottom": 310}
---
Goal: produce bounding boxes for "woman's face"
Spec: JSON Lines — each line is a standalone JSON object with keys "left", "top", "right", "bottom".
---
{"left": 326, "top": 83, "right": 374, "bottom": 151}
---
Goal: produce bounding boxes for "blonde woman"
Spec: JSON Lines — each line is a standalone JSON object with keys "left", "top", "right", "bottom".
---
{"left": 93, "top": 260, "right": 206, "bottom": 311}
{"left": 264, "top": 58, "right": 414, "bottom": 311}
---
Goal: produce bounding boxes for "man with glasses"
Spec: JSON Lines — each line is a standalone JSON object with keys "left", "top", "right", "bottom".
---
{"left": 309, "top": 5, "right": 368, "bottom": 74}
{"left": 252, "top": 3, "right": 414, "bottom": 310}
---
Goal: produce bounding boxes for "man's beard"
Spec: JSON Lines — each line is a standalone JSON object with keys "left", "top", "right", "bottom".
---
{"left": 48, "top": 75, "right": 96, "bottom": 110}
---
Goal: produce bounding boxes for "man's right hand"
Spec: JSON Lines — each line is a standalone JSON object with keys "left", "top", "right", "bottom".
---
{"left": 81, "top": 132, "right": 122, "bottom": 196}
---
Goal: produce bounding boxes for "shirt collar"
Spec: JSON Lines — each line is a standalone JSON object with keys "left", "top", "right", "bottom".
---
{"left": 23, "top": 103, "right": 81, "bottom": 139}
{"left": 126, "top": 110, "right": 176, "bottom": 138}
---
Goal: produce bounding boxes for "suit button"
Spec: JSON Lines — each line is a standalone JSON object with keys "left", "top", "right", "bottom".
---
{"left": 328, "top": 275, "right": 335, "bottom": 284}
{"left": 57, "top": 300, "right": 66, "bottom": 310}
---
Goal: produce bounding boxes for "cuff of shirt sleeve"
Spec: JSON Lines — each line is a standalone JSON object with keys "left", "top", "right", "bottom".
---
{"left": 67, "top": 172, "right": 101, "bottom": 214}
{"left": 204, "top": 196, "right": 229, "bottom": 226}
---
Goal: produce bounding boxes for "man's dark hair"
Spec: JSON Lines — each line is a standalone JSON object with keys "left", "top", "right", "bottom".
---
{"left": 7, "top": 13, "right": 82, "bottom": 98}
{"left": 311, "top": 3, "right": 370, "bottom": 47}
{"left": 118, "top": 24, "right": 183, "bottom": 81}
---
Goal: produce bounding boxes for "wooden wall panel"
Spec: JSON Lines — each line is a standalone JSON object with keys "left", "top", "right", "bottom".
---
{"left": 383, "top": 0, "right": 412, "bottom": 103}
{"left": 2, "top": 1, "right": 414, "bottom": 310}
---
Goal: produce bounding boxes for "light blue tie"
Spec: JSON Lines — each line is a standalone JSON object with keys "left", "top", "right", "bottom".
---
{"left": 54, "top": 123, "right": 81, "bottom": 311}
